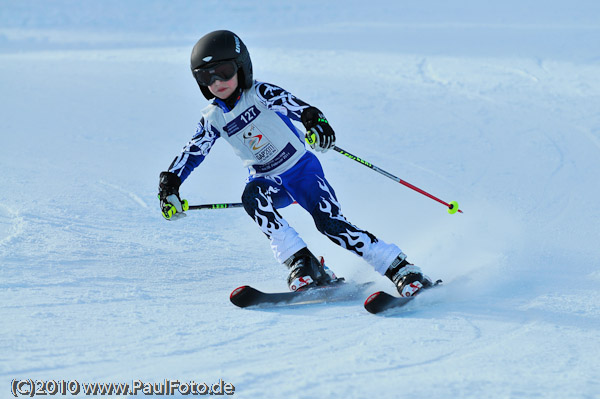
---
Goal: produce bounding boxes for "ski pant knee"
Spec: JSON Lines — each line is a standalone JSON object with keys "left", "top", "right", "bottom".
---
{"left": 310, "top": 195, "right": 378, "bottom": 257}
{"left": 241, "top": 178, "right": 305, "bottom": 262}
{"left": 242, "top": 178, "right": 294, "bottom": 215}
{"left": 241, "top": 179, "right": 284, "bottom": 234}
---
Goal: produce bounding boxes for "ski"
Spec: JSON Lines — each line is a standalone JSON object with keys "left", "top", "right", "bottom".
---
{"left": 363, "top": 280, "right": 442, "bottom": 314}
{"left": 230, "top": 279, "right": 371, "bottom": 308}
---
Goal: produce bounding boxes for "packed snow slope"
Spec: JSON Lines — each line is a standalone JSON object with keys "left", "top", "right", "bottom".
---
{"left": 1, "top": 1, "right": 600, "bottom": 398}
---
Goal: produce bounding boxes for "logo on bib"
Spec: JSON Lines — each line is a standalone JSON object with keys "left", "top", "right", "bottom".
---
{"left": 244, "top": 125, "right": 278, "bottom": 162}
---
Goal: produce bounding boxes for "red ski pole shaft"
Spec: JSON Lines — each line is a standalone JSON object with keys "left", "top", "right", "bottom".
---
{"left": 332, "top": 146, "right": 463, "bottom": 214}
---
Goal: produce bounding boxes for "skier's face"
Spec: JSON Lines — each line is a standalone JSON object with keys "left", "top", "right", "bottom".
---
{"left": 208, "top": 73, "right": 239, "bottom": 99}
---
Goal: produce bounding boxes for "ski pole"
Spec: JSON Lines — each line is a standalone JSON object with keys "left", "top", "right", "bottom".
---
{"left": 162, "top": 201, "right": 244, "bottom": 219}
{"left": 332, "top": 145, "right": 463, "bottom": 214}
{"left": 188, "top": 202, "right": 244, "bottom": 210}
{"left": 188, "top": 201, "right": 299, "bottom": 211}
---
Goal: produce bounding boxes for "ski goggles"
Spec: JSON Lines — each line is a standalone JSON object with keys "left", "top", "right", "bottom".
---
{"left": 193, "top": 60, "right": 238, "bottom": 86}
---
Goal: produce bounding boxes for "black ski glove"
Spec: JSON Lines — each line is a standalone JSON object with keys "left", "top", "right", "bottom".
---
{"left": 158, "top": 171, "right": 188, "bottom": 220}
{"left": 301, "top": 106, "right": 336, "bottom": 153}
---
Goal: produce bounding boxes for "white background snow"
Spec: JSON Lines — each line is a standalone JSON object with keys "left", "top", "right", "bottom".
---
{"left": 1, "top": 1, "right": 600, "bottom": 398}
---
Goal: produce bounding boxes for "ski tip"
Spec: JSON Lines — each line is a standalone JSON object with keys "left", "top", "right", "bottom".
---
{"left": 230, "top": 285, "right": 249, "bottom": 299}
{"left": 364, "top": 291, "right": 385, "bottom": 314}
{"left": 364, "top": 291, "right": 384, "bottom": 305}
{"left": 230, "top": 285, "right": 254, "bottom": 308}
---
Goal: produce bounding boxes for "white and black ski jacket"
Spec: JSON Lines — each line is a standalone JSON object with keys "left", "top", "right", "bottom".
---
{"left": 168, "top": 81, "right": 315, "bottom": 183}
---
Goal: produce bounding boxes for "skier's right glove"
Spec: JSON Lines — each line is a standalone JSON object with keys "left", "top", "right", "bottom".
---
{"left": 301, "top": 106, "right": 336, "bottom": 153}
{"left": 158, "top": 171, "right": 189, "bottom": 220}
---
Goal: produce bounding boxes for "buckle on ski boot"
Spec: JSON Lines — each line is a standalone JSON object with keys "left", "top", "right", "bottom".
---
{"left": 284, "top": 248, "right": 335, "bottom": 291}
{"left": 385, "top": 254, "right": 432, "bottom": 297}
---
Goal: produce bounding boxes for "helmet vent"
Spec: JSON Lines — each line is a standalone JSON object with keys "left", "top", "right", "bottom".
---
{"left": 202, "top": 56, "right": 213, "bottom": 62}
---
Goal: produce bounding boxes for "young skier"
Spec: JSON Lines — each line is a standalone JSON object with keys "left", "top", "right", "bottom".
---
{"left": 158, "top": 30, "right": 432, "bottom": 297}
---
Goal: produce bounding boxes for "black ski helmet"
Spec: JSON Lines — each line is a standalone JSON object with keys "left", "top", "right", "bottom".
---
{"left": 190, "top": 30, "right": 253, "bottom": 100}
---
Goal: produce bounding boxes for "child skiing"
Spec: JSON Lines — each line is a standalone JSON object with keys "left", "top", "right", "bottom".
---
{"left": 158, "top": 30, "right": 432, "bottom": 297}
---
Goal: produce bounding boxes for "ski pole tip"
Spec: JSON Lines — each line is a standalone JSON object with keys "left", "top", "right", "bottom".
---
{"left": 448, "top": 200, "right": 461, "bottom": 214}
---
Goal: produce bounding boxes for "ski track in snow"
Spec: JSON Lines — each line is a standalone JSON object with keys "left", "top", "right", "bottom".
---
{"left": 98, "top": 180, "right": 149, "bottom": 209}
{"left": 1, "top": 1, "right": 600, "bottom": 398}
{"left": 0, "top": 205, "right": 24, "bottom": 251}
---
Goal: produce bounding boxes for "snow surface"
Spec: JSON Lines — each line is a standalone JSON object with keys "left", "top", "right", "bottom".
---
{"left": 1, "top": 1, "right": 600, "bottom": 398}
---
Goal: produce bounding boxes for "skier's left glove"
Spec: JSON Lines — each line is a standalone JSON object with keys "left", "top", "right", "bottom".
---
{"left": 301, "top": 106, "right": 336, "bottom": 153}
{"left": 158, "top": 171, "right": 189, "bottom": 220}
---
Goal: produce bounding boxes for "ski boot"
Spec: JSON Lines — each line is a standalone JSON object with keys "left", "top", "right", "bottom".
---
{"left": 283, "top": 247, "right": 337, "bottom": 291}
{"left": 385, "top": 253, "right": 433, "bottom": 297}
